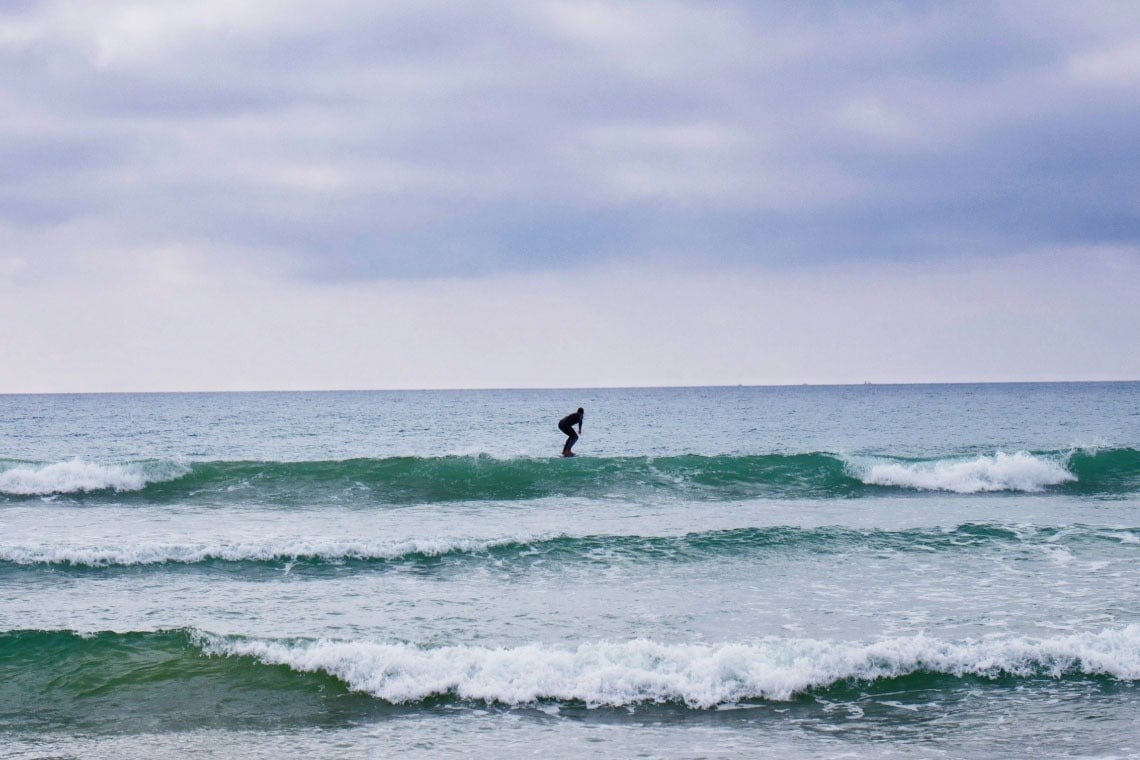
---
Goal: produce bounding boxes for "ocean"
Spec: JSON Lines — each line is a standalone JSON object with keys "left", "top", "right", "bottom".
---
{"left": 1, "top": 383, "right": 1138, "bottom": 758}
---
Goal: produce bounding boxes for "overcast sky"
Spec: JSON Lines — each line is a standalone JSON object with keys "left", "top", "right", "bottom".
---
{"left": 1, "top": 0, "right": 1138, "bottom": 392}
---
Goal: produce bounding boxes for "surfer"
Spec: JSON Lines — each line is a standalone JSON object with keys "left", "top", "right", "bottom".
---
{"left": 558, "top": 408, "right": 584, "bottom": 457}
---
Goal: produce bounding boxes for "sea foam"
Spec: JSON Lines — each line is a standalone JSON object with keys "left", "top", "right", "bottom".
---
{"left": 847, "top": 451, "right": 1076, "bottom": 493}
{"left": 0, "top": 534, "right": 554, "bottom": 567}
{"left": 0, "top": 459, "right": 189, "bottom": 496}
{"left": 196, "top": 627, "right": 1140, "bottom": 707}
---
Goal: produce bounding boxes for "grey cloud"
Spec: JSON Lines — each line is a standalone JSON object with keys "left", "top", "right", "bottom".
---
{"left": 1, "top": 0, "right": 1138, "bottom": 280}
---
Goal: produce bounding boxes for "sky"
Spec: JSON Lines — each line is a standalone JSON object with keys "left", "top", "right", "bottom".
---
{"left": 1, "top": 0, "right": 1138, "bottom": 392}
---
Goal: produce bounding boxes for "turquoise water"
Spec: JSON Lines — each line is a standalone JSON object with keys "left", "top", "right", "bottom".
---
{"left": 1, "top": 383, "right": 1138, "bottom": 758}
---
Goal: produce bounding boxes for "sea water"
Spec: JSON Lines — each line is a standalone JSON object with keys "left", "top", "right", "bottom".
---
{"left": 1, "top": 383, "right": 1137, "bottom": 758}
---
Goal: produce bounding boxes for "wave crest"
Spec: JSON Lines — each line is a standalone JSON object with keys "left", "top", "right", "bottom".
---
{"left": 846, "top": 451, "right": 1077, "bottom": 493}
{"left": 197, "top": 627, "right": 1140, "bottom": 707}
{"left": 0, "top": 458, "right": 190, "bottom": 496}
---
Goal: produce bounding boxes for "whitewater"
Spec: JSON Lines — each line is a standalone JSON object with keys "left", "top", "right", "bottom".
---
{"left": 1, "top": 383, "right": 1138, "bottom": 758}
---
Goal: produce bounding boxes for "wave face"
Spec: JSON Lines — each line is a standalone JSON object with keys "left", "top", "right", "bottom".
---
{"left": 2, "top": 523, "right": 1135, "bottom": 573}
{"left": 1, "top": 448, "right": 1136, "bottom": 503}
{"left": 2, "top": 627, "right": 1136, "bottom": 720}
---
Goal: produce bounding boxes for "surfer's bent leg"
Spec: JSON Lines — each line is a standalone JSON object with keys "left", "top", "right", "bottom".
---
{"left": 559, "top": 423, "right": 577, "bottom": 453}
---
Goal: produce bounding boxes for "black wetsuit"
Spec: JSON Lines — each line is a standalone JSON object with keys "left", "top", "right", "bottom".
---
{"left": 558, "top": 411, "right": 583, "bottom": 453}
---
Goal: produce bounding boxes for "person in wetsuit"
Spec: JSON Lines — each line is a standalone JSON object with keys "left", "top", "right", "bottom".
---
{"left": 558, "top": 408, "right": 584, "bottom": 456}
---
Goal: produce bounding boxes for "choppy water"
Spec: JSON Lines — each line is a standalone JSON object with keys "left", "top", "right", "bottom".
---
{"left": 1, "top": 384, "right": 1138, "bottom": 758}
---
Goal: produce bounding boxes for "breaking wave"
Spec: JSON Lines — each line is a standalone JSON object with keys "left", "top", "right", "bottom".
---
{"left": 200, "top": 626, "right": 1140, "bottom": 707}
{"left": 846, "top": 451, "right": 1076, "bottom": 493}
{"left": 1, "top": 448, "right": 1136, "bottom": 502}
{"left": 2, "top": 524, "right": 1135, "bottom": 571}
{"left": 0, "top": 458, "right": 190, "bottom": 496}
{"left": 3, "top": 627, "right": 1136, "bottom": 712}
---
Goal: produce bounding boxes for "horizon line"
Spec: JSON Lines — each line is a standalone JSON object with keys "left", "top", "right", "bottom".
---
{"left": 2, "top": 378, "right": 1137, "bottom": 397}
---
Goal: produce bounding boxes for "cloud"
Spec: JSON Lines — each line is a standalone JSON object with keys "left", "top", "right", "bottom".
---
{"left": 0, "top": 0, "right": 1138, "bottom": 285}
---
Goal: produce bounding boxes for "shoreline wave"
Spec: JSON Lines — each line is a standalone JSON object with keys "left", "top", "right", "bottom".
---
{"left": 3, "top": 627, "right": 1137, "bottom": 711}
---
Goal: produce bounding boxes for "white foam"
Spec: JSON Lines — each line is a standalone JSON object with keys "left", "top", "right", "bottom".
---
{"left": 0, "top": 458, "right": 190, "bottom": 496}
{"left": 847, "top": 451, "right": 1076, "bottom": 493}
{"left": 0, "top": 534, "right": 557, "bottom": 566}
{"left": 195, "top": 627, "right": 1140, "bottom": 707}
